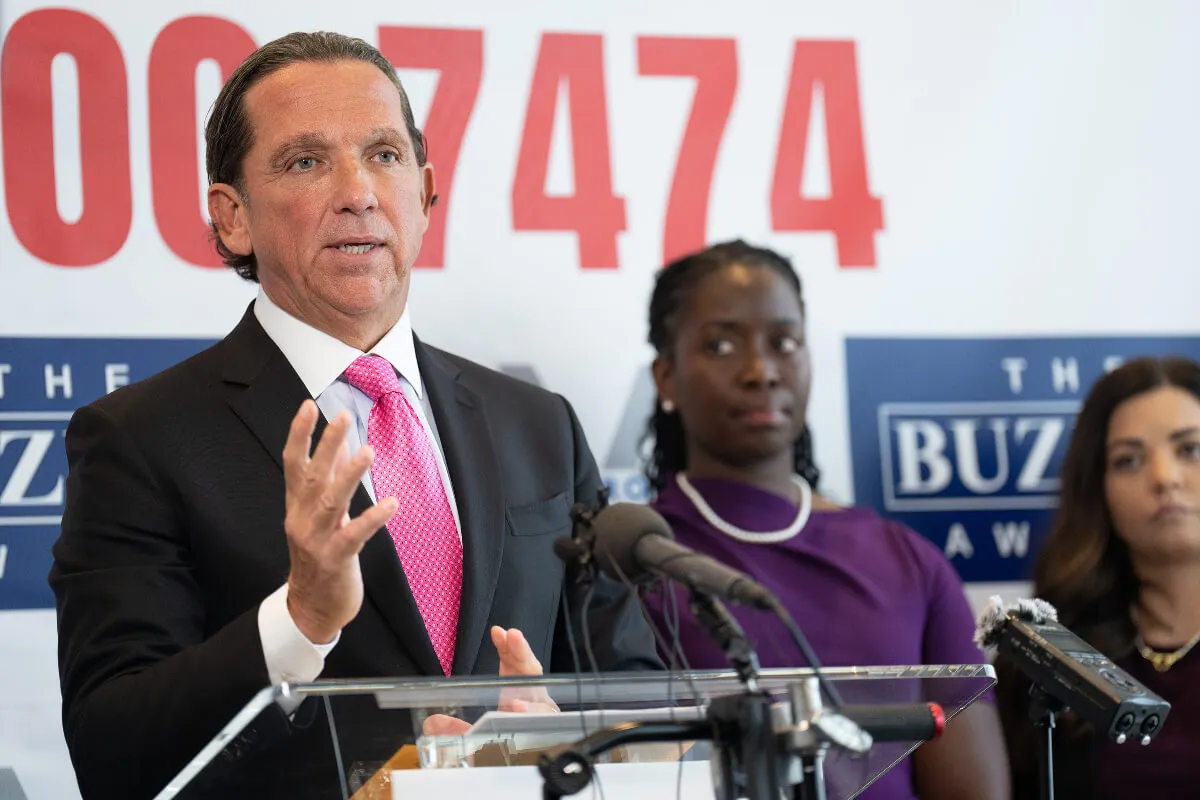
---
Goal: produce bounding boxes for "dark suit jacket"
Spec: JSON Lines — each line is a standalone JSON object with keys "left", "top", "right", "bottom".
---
{"left": 49, "top": 306, "right": 662, "bottom": 799}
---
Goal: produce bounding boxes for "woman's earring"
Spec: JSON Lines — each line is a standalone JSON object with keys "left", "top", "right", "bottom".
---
{"left": 661, "top": 399, "right": 676, "bottom": 413}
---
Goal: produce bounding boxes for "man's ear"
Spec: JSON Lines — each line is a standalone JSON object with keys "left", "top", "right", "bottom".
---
{"left": 207, "top": 183, "right": 253, "bottom": 257}
{"left": 421, "top": 163, "right": 437, "bottom": 220}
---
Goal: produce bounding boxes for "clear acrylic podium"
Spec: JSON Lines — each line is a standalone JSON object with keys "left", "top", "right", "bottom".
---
{"left": 154, "top": 664, "right": 995, "bottom": 800}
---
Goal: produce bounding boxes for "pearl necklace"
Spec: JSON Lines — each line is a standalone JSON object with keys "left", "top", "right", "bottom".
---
{"left": 676, "top": 472, "right": 813, "bottom": 544}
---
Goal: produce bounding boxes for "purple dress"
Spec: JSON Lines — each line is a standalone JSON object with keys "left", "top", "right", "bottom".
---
{"left": 644, "top": 474, "right": 990, "bottom": 800}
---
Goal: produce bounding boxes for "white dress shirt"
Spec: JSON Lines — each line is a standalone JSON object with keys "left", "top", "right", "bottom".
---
{"left": 252, "top": 289, "right": 462, "bottom": 705}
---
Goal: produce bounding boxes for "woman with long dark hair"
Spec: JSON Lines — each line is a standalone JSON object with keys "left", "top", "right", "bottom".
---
{"left": 640, "top": 239, "right": 1009, "bottom": 800}
{"left": 996, "top": 356, "right": 1200, "bottom": 796}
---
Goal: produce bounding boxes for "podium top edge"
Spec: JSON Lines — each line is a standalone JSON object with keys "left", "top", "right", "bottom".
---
{"left": 279, "top": 663, "right": 997, "bottom": 698}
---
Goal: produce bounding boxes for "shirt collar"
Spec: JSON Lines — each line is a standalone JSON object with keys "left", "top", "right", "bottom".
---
{"left": 253, "top": 288, "right": 423, "bottom": 399}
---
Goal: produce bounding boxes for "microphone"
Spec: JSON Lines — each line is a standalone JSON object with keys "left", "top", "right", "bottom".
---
{"left": 975, "top": 596, "right": 1170, "bottom": 745}
{"left": 585, "top": 502, "right": 777, "bottom": 610}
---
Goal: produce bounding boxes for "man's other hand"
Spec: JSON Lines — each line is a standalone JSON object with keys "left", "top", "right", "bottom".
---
{"left": 422, "top": 626, "right": 560, "bottom": 736}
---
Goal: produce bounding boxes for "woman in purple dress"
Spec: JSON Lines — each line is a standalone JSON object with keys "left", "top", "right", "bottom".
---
{"left": 639, "top": 240, "right": 1009, "bottom": 800}
{"left": 996, "top": 357, "right": 1200, "bottom": 797}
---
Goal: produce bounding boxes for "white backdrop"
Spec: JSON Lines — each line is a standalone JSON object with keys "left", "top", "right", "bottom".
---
{"left": 3, "top": 1, "right": 1200, "bottom": 796}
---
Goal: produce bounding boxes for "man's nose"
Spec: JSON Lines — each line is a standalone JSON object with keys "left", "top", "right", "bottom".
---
{"left": 332, "top": 162, "right": 378, "bottom": 214}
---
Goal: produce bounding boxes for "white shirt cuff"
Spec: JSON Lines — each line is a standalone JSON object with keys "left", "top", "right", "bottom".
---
{"left": 258, "top": 583, "right": 340, "bottom": 712}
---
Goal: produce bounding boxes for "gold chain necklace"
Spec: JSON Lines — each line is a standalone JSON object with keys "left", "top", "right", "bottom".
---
{"left": 1134, "top": 628, "right": 1200, "bottom": 673}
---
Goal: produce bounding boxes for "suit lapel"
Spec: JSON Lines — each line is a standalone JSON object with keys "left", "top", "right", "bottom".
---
{"left": 220, "top": 307, "right": 442, "bottom": 676}
{"left": 220, "top": 307, "right": 314, "bottom": 477}
{"left": 416, "top": 341, "right": 506, "bottom": 675}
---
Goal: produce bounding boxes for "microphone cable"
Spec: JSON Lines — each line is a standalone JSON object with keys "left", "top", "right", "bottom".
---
{"left": 765, "top": 596, "right": 844, "bottom": 709}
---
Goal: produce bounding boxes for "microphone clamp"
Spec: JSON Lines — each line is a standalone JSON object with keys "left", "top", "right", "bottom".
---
{"left": 552, "top": 487, "right": 612, "bottom": 584}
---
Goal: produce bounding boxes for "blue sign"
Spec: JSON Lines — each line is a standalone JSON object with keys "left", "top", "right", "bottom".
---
{"left": 0, "top": 338, "right": 216, "bottom": 610}
{"left": 846, "top": 337, "right": 1200, "bottom": 582}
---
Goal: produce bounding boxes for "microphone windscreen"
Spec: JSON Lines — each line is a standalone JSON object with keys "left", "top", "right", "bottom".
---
{"left": 1008, "top": 597, "right": 1059, "bottom": 624}
{"left": 590, "top": 502, "right": 674, "bottom": 582}
{"left": 973, "top": 595, "right": 1009, "bottom": 650}
{"left": 973, "top": 595, "right": 1061, "bottom": 650}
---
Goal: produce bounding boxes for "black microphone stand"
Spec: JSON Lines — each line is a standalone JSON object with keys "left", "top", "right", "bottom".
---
{"left": 1026, "top": 684, "right": 1063, "bottom": 800}
{"left": 691, "top": 602, "right": 877, "bottom": 800}
{"left": 688, "top": 590, "right": 761, "bottom": 689}
{"left": 687, "top": 591, "right": 783, "bottom": 800}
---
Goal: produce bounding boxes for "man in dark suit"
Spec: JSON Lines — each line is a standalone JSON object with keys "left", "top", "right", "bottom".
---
{"left": 49, "top": 31, "right": 661, "bottom": 800}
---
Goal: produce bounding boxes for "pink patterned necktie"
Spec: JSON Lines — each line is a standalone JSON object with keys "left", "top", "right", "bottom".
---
{"left": 342, "top": 354, "right": 462, "bottom": 675}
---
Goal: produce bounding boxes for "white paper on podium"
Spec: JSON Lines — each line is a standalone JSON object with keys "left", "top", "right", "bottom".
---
{"left": 467, "top": 705, "right": 707, "bottom": 736}
{"left": 390, "top": 761, "right": 715, "bottom": 800}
